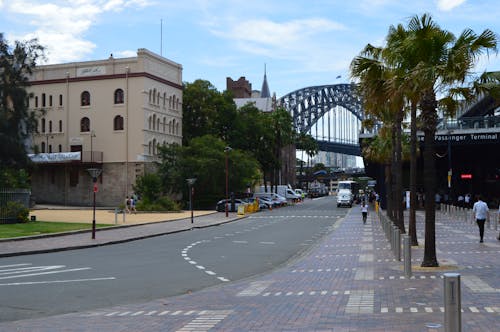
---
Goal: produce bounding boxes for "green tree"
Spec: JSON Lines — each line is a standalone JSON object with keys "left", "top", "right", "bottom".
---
{"left": 0, "top": 34, "right": 44, "bottom": 185}
{"left": 404, "top": 14, "right": 497, "bottom": 267}
{"left": 157, "top": 135, "right": 260, "bottom": 209}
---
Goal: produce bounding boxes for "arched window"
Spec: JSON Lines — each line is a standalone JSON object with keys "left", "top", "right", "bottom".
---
{"left": 58, "top": 144, "right": 62, "bottom": 152}
{"left": 49, "top": 95, "right": 53, "bottom": 107}
{"left": 35, "top": 96, "right": 39, "bottom": 108}
{"left": 41, "top": 118, "right": 46, "bottom": 133}
{"left": 59, "top": 120, "right": 63, "bottom": 132}
{"left": 176, "top": 123, "right": 180, "bottom": 135}
{"left": 172, "top": 95, "right": 176, "bottom": 109}
{"left": 149, "top": 90, "right": 152, "bottom": 103}
{"left": 80, "top": 117, "right": 90, "bottom": 132}
{"left": 59, "top": 94, "right": 63, "bottom": 106}
{"left": 157, "top": 92, "right": 160, "bottom": 105}
{"left": 152, "top": 138, "right": 157, "bottom": 155}
{"left": 157, "top": 118, "right": 160, "bottom": 131}
{"left": 148, "top": 116, "right": 152, "bottom": 130}
{"left": 113, "top": 115, "right": 124, "bottom": 130}
{"left": 114, "top": 89, "right": 124, "bottom": 104}
{"left": 41, "top": 142, "right": 46, "bottom": 153}
{"left": 152, "top": 114, "right": 156, "bottom": 131}
{"left": 148, "top": 141, "right": 152, "bottom": 155}
{"left": 163, "top": 93, "right": 167, "bottom": 107}
{"left": 42, "top": 93, "right": 46, "bottom": 107}
{"left": 49, "top": 120, "right": 53, "bottom": 133}
{"left": 163, "top": 117, "right": 166, "bottom": 132}
{"left": 153, "top": 89, "right": 156, "bottom": 104}
{"left": 81, "top": 91, "right": 90, "bottom": 106}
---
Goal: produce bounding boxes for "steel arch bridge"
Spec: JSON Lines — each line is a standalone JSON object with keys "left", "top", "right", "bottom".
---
{"left": 278, "top": 84, "right": 364, "bottom": 156}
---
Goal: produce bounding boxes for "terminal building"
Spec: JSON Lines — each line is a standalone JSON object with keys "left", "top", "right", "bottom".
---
{"left": 27, "top": 49, "right": 183, "bottom": 206}
{"left": 362, "top": 92, "right": 500, "bottom": 208}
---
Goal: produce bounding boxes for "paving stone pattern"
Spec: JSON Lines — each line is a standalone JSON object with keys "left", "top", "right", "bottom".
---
{"left": 0, "top": 203, "right": 499, "bottom": 331}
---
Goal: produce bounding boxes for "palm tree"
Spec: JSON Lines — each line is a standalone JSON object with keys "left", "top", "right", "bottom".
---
{"left": 351, "top": 44, "right": 406, "bottom": 232}
{"left": 403, "top": 14, "right": 498, "bottom": 267}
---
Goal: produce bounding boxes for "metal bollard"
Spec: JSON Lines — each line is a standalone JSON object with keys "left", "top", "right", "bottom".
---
{"left": 404, "top": 235, "right": 412, "bottom": 278}
{"left": 444, "top": 273, "right": 461, "bottom": 332}
{"left": 395, "top": 227, "right": 401, "bottom": 261}
{"left": 114, "top": 209, "right": 118, "bottom": 224}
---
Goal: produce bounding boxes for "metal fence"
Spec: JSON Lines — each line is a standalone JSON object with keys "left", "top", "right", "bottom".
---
{"left": 0, "top": 189, "right": 31, "bottom": 222}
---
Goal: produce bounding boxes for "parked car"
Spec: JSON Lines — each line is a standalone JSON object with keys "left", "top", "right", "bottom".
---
{"left": 216, "top": 199, "right": 245, "bottom": 212}
{"left": 256, "top": 196, "right": 278, "bottom": 209}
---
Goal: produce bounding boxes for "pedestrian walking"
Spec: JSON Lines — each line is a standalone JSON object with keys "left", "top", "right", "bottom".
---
{"left": 472, "top": 195, "right": 489, "bottom": 243}
{"left": 361, "top": 201, "right": 368, "bottom": 224}
{"left": 130, "top": 196, "right": 137, "bottom": 214}
{"left": 464, "top": 193, "right": 471, "bottom": 208}
{"left": 125, "top": 196, "right": 131, "bottom": 214}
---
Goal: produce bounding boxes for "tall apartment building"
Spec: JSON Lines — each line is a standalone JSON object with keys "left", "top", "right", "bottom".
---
{"left": 27, "top": 49, "right": 183, "bottom": 206}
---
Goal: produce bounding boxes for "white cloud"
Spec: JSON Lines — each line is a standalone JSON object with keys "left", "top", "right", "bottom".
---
{"left": 3, "top": 0, "right": 151, "bottom": 64}
{"left": 213, "top": 18, "right": 345, "bottom": 46}
{"left": 437, "top": 0, "right": 467, "bottom": 11}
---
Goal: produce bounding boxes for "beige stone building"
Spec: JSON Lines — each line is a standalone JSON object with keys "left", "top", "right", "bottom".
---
{"left": 27, "top": 49, "right": 183, "bottom": 206}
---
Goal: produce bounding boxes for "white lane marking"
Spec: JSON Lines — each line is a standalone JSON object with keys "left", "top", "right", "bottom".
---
{"left": 181, "top": 241, "right": 231, "bottom": 282}
{"left": 0, "top": 263, "right": 32, "bottom": 270}
{"left": 0, "top": 277, "right": 116, "bottom": 286}
{"left": 232, "top": 241, "right": 248, "bottom": 244}
{"left": 345, "top": 290, "right": 374, "bottom": 314}
{"left": 0, "top": 267, "right": 91, "bottom": 280}
{"left": 259, "top": 242, "right": 275, "bottom": 245}
{"left": 0, "top": 265, "right": 66, "bottom": 275}
{"left": 176, "top": 310, "right": 233, "bottom": 332}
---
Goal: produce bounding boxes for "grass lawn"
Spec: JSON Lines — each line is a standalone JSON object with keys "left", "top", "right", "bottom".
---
{"left": 0, "top": 221, "right": 113, "bottom": 239}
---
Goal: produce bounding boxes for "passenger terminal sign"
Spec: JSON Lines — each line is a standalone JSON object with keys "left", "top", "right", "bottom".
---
{"left": 418, "top": 132, "right": 500, "bottom": 145}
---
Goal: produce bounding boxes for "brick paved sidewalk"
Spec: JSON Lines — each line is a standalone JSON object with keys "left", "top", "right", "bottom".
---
{"left": 1, "top": 204, "right": 498, "bottom": 331}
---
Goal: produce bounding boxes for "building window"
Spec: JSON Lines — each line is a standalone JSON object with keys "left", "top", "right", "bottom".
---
{"left": 35, "top": 96, "right": 39, "bottom": 108}
{"left": 114, "top": 89, "right": 124, "bottom": 104}
{"left": 48, "top": 144, "right": 52, "bottom": 153}
{"left": 49, "top": 95, "right": 53, "bottom": 107}
{"left": 49, "top": 120, "right": 53, "bottom": 133}
{"left": 41, "top": 118, "right": 46, "bottom": 133}
{"left": 81, "top": 91, "right": 90, "bottom": 106}
{"left": 163, "top": 93, "right": 166, "bottom": 107}
{"left": 59, "top": 120, "right": 63, "bottom": 132}
{"left": 41, "top": 142, "right": 46, "bottom": 153}
{"left": 80, "top": 117, "right": 90, "bottom": 132}
{"left": 148, "top": 141, "right": 152, "bottom": 155}
{"left": 58, "top": 144, "right": 62, "bottom": 152}
{"left": 153, "top": 114, "right": 156, "bottom": 131}
{"left": 42, "top": 93, "right": 46, "bottom": 107}
{"left": 153, "top": 89, "right": 157, "bottom": 104}
{"left": 113, "top": 115, "right": 124, "bottom": 130}
{"left": 59, "top": 94, "right": 63, "bottom": 106}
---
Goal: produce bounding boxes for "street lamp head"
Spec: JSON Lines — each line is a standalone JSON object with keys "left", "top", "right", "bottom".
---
{"left": 224, "top": 146, "right": 232, "bottom": 152}
{"left": 186, "top": 178, "right": 197, "bottom": 185}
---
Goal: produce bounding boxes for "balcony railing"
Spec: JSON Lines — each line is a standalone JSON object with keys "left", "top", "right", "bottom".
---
{"left": 437, "top": 115, "right": 500, "bottom": 130}
{"left": 81, "top": 151, "right": 103, "bottom": 163}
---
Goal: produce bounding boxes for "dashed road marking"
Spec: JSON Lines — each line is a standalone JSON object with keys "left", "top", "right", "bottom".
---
{"left": 181, "top": 241, "right": 230, "bottom": 282}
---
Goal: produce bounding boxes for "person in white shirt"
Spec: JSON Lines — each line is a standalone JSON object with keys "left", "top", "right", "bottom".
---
{"left": 361, "top": 201, "right": 368, "bottom": 224}
{"left": 472, "top": 195, "right": 489, "bottom": 243}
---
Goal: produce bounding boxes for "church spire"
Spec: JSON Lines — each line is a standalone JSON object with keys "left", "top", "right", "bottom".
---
{"left": 260, "top": 64, "right": 271, "bottom": 98}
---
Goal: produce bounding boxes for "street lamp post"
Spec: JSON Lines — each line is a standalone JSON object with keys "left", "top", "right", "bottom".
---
{"left": 224, "top": 146, "right": 232, "bottom": 217}
{"left": 90, "top": 130, "right": 96, "bottom": 163}
{"left": 87, "top": 168, "right": 102, "bottom": 239}
{"left": 186, "top": 178, "right": 197, "bottom": 224}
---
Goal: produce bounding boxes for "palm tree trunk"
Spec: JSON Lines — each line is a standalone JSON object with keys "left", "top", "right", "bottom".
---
{"left": 421, "top": 90, "right": 439, "bottom": 267}
{"left": 395, "top": 111, "right": 405, "bottom": 233}
{"left": 409, "top": 101, "right": 419, "bottom": 246}
{"left": 385, "top": 163, "right": 393, "bottom": 218}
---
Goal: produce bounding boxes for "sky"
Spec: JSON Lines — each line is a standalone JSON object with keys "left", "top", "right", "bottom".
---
{"left": 0, "top": 0, "right": 499, "bottom": 98}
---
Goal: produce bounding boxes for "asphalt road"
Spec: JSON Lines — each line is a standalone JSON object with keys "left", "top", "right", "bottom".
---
{"left": 0, "top": 196, "right": 348, "bottom": 322}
